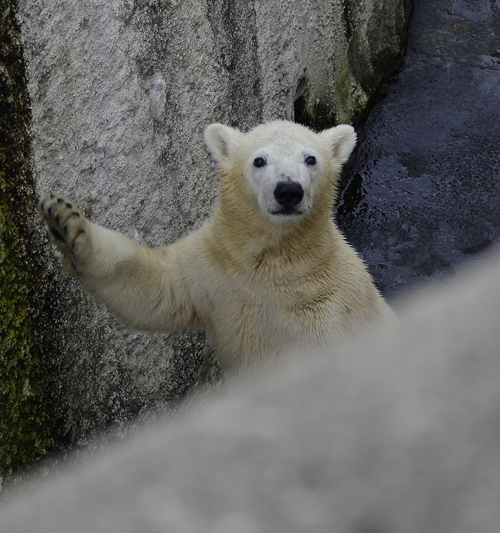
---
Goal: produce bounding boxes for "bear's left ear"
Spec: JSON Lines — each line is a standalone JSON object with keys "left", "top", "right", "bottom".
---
{"left": 319, "top": 124, "right": 357, "bottom": 165}
{"left": 204, "top": 123, "right": 242, "bottom": 164}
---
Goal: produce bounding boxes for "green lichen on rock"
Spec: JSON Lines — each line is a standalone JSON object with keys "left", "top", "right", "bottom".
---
{"left": 332, "top": 63, "right": 370, "bottom": 126}
{"left": 294, "top": 63, "right": 367, "bottom": 131}
{"left": 0, "top": 0, "right": 53, "bottom": 479}
{"left": 295, "top": 0, "right": 413, "bottom": 130}
{"left": 0, "top": 188, "right": 52, "bottom": 478}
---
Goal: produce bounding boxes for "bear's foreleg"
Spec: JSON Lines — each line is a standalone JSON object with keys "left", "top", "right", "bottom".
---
{"left": 40, "top": 193, "right": 202, "bottom": 332}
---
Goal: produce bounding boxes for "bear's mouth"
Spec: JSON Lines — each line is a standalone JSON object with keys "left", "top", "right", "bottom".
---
{"left": 270, "top": 207, "right": 303, "bottom": 216}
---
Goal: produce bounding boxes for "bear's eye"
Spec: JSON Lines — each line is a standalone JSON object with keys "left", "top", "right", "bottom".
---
{"left": 253, "top": 157, "right": 267, "bottom": 168}
{"left": 305, "top": 155, "right": 317, "bottom": 166}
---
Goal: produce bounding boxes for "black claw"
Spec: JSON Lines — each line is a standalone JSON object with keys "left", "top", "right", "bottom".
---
{"left": 49, "top": 193, "right": 55, "bottom": 199}
{"left": 48, "top": 207, "right": 52, "bottom": 216}
{"left": 71, "top": 211, "right": 80, "bottom": 218}
{"left": 63, "top": 225, "right": 68, "bottom": 235}
{"left": 50, "top": 227, "right": 65, "bottom": 242}
{"left": 66, "top": 203, "right": 72, "bottom": 209}
{"left": 55, "top": 214, "right": 61, "bottom": 224}
{"left": 57, "top": 198, "right": 64, "bottom": 204}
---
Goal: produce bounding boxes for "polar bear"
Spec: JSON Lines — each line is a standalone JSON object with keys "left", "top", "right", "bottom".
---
{"left": 40, "top": 121, "right": 391, "bottom": 371}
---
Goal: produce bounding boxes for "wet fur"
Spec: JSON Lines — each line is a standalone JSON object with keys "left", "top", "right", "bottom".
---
{"left": 40, "top": 121, "right": 391, "bottom": 371}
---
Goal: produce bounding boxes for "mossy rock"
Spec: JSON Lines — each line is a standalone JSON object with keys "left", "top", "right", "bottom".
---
{"left": 0, "top": 0, "right": 54, "bottom": 480}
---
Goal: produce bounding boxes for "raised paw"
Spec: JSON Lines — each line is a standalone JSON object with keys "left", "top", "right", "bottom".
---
{"left": 39, "top": 192, "right": 89, "bottom": 273}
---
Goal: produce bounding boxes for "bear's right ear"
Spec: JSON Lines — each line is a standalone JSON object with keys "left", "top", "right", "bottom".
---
{"left": 204, "top": 123, "right": 242, "bottom": 164}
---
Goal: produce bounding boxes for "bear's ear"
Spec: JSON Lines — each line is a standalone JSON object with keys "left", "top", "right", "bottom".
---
{"left": 204, "top": 123, "right": 242, "bottom": 164}
{"left": 319, "top": 124, "right": 357, "bottom": 165}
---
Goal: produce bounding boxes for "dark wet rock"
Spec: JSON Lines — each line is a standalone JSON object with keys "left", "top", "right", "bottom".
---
{"left": 338, "top": 0, "right": 500, "bottom": 297}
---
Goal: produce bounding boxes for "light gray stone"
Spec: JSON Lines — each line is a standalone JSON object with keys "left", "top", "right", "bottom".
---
{"left": 8, "top": 0, "right": 411, "bottom": 466}
{"left": 1, "top": 246, "right": 500, "bottom": 532}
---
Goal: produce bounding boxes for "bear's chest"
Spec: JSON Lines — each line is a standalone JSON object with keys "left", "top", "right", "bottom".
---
{"left": 207, "top": 276, "right": 335, "bottom": 369}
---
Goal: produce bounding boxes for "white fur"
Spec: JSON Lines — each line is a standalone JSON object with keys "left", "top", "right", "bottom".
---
{"left": 41, "top": 121, "right": 391, "bottom": 372}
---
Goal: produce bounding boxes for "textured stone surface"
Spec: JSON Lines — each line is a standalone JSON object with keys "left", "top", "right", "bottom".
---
{"left": 1, "top": 247, "right": 500, "bottom": 532}
{"left": 337, "top": 0, "right": 500, "bottom": 297}
{"left": 0, "top": 0, "right": 412, "bottom": 477}
{"left": 0, "top": 0, "right": 57, "bottom": 478}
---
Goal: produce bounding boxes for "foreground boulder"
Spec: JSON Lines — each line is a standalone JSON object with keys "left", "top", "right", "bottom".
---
{"left": 1, "top": 247, "right": 499, "bottom": 532}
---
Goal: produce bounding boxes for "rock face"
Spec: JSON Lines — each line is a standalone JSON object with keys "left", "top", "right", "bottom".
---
{"left": 338, "top": 0, "right": 500, "bottom": 296}
{"left": 1, "top": 0, "right": 412, "bottom": 478}
{"left": 0, "top": 0, "right": 56, "bottom": 482}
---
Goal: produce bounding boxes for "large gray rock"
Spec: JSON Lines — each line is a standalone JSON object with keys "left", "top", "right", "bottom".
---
{"left": 0, "top": 0, "right": 411, "bottom": 477}
{"left": 1, "top": 246, "right": 499, "bottom": 532}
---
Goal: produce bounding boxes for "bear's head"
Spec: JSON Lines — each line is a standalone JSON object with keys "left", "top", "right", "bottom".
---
{"left": 204, "top": 121, "right": 356, "bottom": 230}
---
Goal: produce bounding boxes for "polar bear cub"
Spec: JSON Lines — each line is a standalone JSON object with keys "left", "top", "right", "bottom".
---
{"left": 40, "top": 121, "right": 391, "bottom": 371}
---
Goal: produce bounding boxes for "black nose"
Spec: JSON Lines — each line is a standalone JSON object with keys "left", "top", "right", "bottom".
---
{"left": 274, "top": 181, "right": 304, "bottom": 208}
